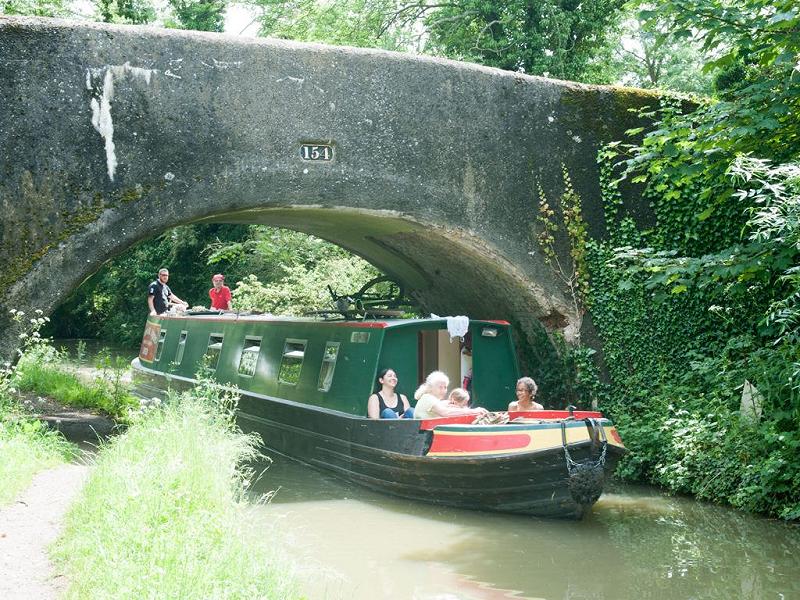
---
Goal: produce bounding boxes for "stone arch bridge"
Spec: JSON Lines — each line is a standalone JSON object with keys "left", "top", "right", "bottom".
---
{"left": 0, "top": 16, "right": 654, "bottom": 367}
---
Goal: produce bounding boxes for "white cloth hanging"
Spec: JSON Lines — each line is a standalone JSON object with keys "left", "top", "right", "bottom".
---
{"left": 446, "top": 315, "right": 469, "bottom": 341}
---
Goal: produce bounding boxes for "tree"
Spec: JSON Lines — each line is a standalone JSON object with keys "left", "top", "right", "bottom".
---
{"left": 256, "top": 0, "right": 417, "bottom": 50}
{"left": 255, "top": 0, "right": 628, "bottom": 81}
{"left": 611, "top": 13, "right": 714, "bottom": 94}
{"left": 0, "top": 0, "right": 68, "bottom": 17}
{"left": 95, "top": 0, "right": 157, "bottom": 24}
{"left": 164, "top": 0, "right": 226, "bottom": 32}
{"left": 424, "top": 0, "right": 626, "bottom": 79}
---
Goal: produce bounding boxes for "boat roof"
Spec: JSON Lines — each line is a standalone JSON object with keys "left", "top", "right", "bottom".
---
{"left": 155, "top": 312, "right": 510, "bottom": 329}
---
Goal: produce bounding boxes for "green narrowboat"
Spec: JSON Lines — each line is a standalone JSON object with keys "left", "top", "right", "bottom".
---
{"left": 132, "top": 312, "right": 626, "bottom": 519}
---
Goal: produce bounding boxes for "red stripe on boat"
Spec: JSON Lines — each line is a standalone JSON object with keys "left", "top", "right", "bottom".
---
{"left": 419, "top": 415, "right": 476, "bottom": 430}
{"left": 429, "top": 432, "right": 531, "bottom": 454}
{"left": 610, "top": 428, "right": 623, "bottom": 444}
{"left": 332, "top": 321, "right": 388, "bottom": 328}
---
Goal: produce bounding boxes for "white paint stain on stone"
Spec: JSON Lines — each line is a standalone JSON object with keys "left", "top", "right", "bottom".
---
{"left": 201, "top": 59, "right": 243, "bottom": 69}
{"left": 87, "top": 62, "right": 158, "bottom": 181}
{"left": 276, "top": 76, "right": 305, "bottom": 85}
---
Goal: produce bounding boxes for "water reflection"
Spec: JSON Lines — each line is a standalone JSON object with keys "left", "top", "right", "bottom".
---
{"left": 250, "top": 454, "right": 800, "bottom": 600}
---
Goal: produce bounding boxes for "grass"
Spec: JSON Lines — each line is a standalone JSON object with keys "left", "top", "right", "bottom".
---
{"left": 13, "top": 346, "right": 139, "bottom": 421}
{"left": 53, "top": 383, "right": 301, "bottom": 600}
{"left": 0, "top": 389, "right": 77, "bottom": 506}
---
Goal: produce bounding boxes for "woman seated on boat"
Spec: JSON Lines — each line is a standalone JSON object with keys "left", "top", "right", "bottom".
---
{"left": 413, "top": 371, "right": 487, "bottom": 420}
{"left": 367, "top": 368, "right": 414, "bottom": 419}
{"left": 508, "top": 377, "right": 544, "bottom": 412}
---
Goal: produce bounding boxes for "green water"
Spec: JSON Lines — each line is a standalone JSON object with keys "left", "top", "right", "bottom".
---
{"left": 250, "top": 454, "right": 800, "bottom": 600}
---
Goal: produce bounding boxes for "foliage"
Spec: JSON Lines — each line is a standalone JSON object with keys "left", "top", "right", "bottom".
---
{"left": 424, "top": 0, "right": 625, "bottom": 79}
{"left": 0, "top": 310, "right": 76, "bottom": 506}
{"left": 605, "top": 338, "right": 800, "bottom": 520}
{"left": 163, "top": 0, "right": 226, "bottom": 31}
{"left": 94, "top": 0, "right": 225, "bottom": 31}
{"left": 13, "top": 350, "right": 139, "bottom": 421}
{"left": 256, "top": 0, "right": 627, "bottom": 81}
{"left": 8, "top": 310, "right": 138, "bottom": 419}
{"left": 608, "top": 11, "right": 714, "bottom": 94}
{"left": 257, "top": 0, "right": 416, "bottom": 50}
{"left": 589, "top": 0, "right": 800, "bottom": 519}
{"left": 95, "top": 0, "right": 156, "bottom": 24}
{"left": 0, "top": 0, "right": 67, "bottom": 16}
{"left": 535, "top": 166, "right": 590, "bottom": 313}
{"left": 233, "top": 252, "right": 380, "bottom": 315}
{"left": 54, "top": 384, "right": 300, "bottom": 599}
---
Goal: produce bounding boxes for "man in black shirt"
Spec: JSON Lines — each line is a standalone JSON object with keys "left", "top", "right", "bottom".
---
{"left": 147, "top": 268, "right": 188, "bottom": 315}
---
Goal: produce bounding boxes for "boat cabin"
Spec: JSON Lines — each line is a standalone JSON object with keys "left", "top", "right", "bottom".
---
{"left": 138, "top": 314, "right": 521, "bottom": 415}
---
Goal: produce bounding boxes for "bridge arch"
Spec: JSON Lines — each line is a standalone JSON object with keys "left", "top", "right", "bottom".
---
{"left": 0, "top": 16, "right": 656, "bottom": 364}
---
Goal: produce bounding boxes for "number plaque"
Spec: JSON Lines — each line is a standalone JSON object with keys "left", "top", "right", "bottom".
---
{"left": 299, "top": 144, "right": 334, "bottom": 162}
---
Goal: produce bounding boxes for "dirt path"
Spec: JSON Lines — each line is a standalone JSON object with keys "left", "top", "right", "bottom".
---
{"left": 0, "top": 464, "right": 88, "bottom": 600}
{"left": 0, "top": 463, "right": 89, "bottom": 599}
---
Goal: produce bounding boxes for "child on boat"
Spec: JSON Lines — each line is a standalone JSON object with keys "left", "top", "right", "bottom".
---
{"left": 448, "top": 387, "right": 471, "bottom": 408}
{"left": 414, "top": 371, "right": 487, "bottom": 419}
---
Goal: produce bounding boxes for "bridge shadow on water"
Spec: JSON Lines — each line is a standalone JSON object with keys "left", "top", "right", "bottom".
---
{"left": 247, "top": 455, "right": 800, "bottom": 600}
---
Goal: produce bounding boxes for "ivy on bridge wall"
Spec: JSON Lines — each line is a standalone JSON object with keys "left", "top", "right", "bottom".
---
{"left": 579, "top": 100, "right": 800, "bottom": 520}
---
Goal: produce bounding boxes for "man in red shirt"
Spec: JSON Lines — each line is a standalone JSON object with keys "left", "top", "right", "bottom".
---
{"left": 209, "top": 274, "right": 232, "bottom": 311}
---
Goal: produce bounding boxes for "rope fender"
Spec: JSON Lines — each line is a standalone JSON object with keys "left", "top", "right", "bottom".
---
{"left": 561, "top": 418, "right": 608, "bottom": 506}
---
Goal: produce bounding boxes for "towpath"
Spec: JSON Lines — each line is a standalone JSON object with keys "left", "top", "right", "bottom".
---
{"left": 0, "top": 392, "right": 114, "bottom": 600}
{"left": 0, "top": 463, "right": 89, "bottom": 599}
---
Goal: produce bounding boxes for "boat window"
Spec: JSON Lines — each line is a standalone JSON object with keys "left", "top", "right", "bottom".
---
{"left": 205, "top": 334, "right": 224, "bottom": 371}
{"left": 350, "top": 332, "right": 370, "bottom": 344}
{"left": 279, "top": 339, "right": 306, "bottom": 385}
{"left": 238, "top": 336, "right": 262, "bottom": 377}
{"left": 317, "top": 342, "right": 340, "bottom": 392}
{"left": 174, "top": 331, "right": 188, "bottom": 365}
{"left": 154, "top": 330, "right": 167, "bottom": 362}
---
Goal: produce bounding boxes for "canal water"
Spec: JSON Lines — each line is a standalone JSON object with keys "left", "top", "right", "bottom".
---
{"left": 249, "top": 454, "right": 800, "bottom": 600}
{"left": 55, "top": 341, "right": 800, "bottom": 599}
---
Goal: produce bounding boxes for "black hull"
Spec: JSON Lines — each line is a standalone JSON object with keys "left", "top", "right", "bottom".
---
{"left": 134, "top": 369, "right": 623, "bottom": 519}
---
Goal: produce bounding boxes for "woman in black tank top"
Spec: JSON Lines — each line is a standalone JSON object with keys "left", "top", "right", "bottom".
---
{"left": 367, "top": 368, "right": 414, "bottom": 419}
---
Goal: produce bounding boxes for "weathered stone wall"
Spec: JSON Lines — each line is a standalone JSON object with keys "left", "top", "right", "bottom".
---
{"left": 0, "top": 16, "right": 657, "bottom": 366}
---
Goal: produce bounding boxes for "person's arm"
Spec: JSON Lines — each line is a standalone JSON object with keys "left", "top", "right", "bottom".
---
{"left": 430, "top": 400, "right": 486, "bottom": 417}
{"left": 168, "top": 292, "right": 188, "bottom": 307}
{"left": 224, "top": 287, "right": 232, "bottom": 310}
{"left": 367, "top": 394, "right": 380, "bottom": 419}
{"left": 147, "top": 295, "right": 156, "bottom": 316}
{"left": 401, "top": 394, "right": 410, "bottom": 412}
{"left": 508, "top": 401, "right": 519, "bottom": 411}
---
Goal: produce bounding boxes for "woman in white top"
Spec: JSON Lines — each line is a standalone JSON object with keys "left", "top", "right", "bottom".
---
{"left": 413, "top": 371, "right": 487, "bottom": 419}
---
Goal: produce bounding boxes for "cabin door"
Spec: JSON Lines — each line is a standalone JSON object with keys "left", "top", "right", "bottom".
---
{"left": 417, "top": 330, "right": 462, "bottom": 389}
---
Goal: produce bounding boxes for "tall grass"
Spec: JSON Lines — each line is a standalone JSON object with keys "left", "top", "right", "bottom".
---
{"left": 13, "top": 345, "right": 138, "bottom": 421}
{"left": 53, "top": 383, "right": 301, "bottom": 599}
{"left": 0, "top": 414, "right": 76, "bottom": 505}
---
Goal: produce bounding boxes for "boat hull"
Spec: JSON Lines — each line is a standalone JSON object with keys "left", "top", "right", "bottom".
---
{"left": 134, "top": 361, "right": 625, "bottom": 519}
